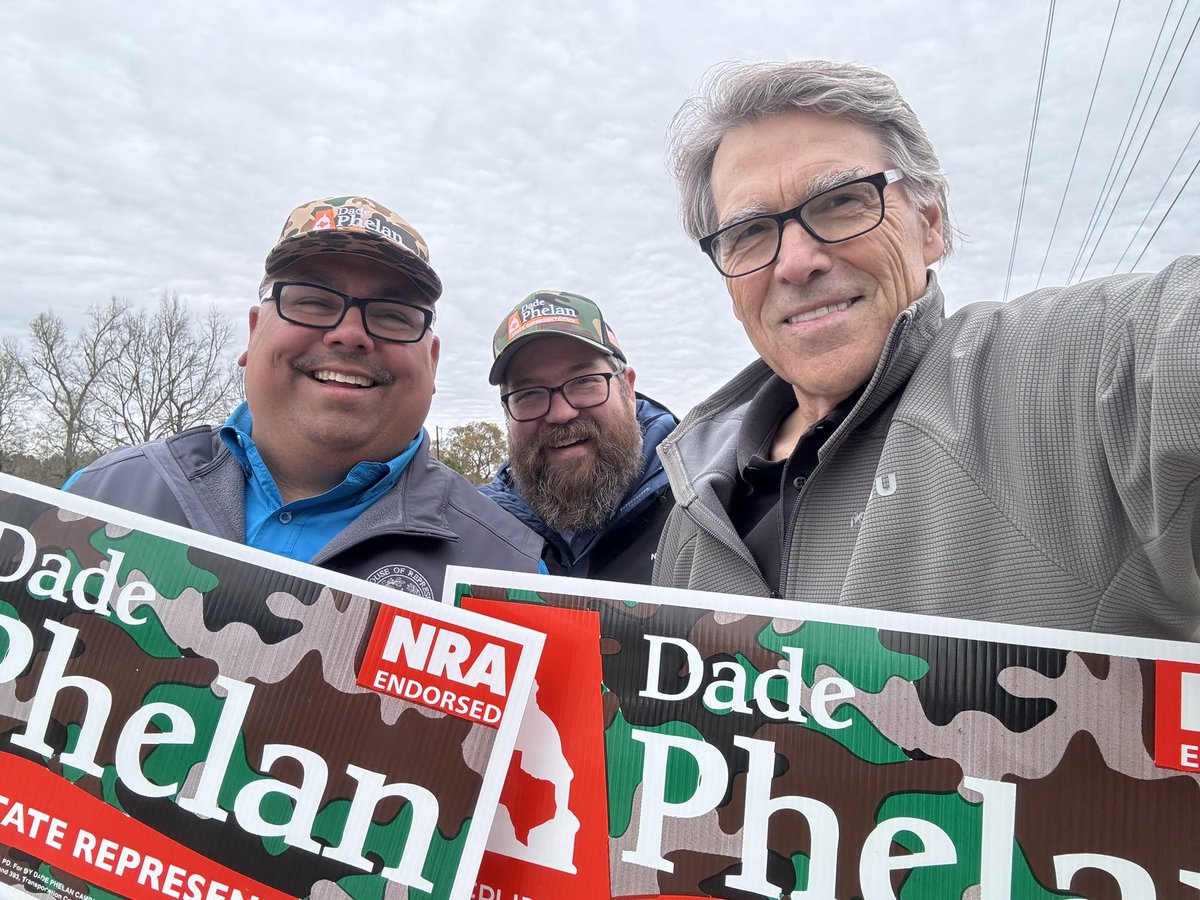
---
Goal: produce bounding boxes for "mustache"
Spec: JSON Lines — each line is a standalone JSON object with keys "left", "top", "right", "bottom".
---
{"left": 292, "top": 352, "right": 394, "bottom": 385}
{"left": 508, "top": 410, "right": 644, "bottom": 532}
{"left": 531, "top": 418, "right": 602, "bottom": 454}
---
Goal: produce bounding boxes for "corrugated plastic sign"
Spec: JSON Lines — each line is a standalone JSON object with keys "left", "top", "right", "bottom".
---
{"left": 0, "top": 475, "right": 543, "bottom": 900}
{"left": 446, "top": 566, "right": 1200, "bottom": 900}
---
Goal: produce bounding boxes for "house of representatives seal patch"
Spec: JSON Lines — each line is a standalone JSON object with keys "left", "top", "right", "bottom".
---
{"left": 366, "top": 564, "right": 435, "bottom": 601}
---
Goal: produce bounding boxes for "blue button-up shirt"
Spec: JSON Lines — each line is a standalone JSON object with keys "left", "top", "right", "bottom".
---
{"left": 219, "top": 402, "right": 421, "bottom": 562}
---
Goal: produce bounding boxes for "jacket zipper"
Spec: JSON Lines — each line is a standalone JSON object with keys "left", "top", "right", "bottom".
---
{"left": 777, "top": 313, "right": 911, "bottom": 600}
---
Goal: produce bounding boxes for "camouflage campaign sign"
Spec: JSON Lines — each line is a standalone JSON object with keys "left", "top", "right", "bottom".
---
{"left": 0, "top": 475, "right": 544, "bottom": 900}
{"left": 447, "top": 566, "right": 1200, "bottom": 900}
{"left": 456, "top": 600, "right": 610, "bottom": 900}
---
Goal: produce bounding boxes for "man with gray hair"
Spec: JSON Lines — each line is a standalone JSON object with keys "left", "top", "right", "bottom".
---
{"left": 654, "top": 60, "right": 1200, "bottom": 639}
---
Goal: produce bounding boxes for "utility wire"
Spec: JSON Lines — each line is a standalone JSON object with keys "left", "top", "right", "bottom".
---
{"left": 1079, "top": 8, "right": 1199, "bottom": 279}
{"left": 1113, "top": 118, "right": 1200, "bottom": 271}
{"left": 1066, "top": 0, "right": 1182, "bottom": 283}
{"left": 1035, "top": 0, "right": 1123, "bottom": 289}
{"left": 1131, "top": 154, "right": 1200, "bottom": 269}
{"left": 1004, "top": 0, "right": 1056, "bottom": 301}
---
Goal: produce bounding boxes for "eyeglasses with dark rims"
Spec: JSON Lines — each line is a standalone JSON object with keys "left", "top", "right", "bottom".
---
{"left": 501, "top": 372, "right": 618, "bottom": 422}
{"left": 263, "top": 281, "right": 434, "bottom": 343}
{"left": 699, "top": 169, "right": 907, "bottom": 278}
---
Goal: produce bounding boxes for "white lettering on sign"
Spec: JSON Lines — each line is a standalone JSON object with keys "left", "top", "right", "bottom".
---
{"left": 380, "top": 617, "right": 508, "bottom": 696}
{"left": 1181, "top": 672, "right": 1200, "bottom": 732}
{"left": 619, "top": 728, "right": 1194, "bottom": 897}
{"left": 0, "top": 617, "right": 440, "bottom": 891}
{"left": 638, "top": 634, "right": 855, "bottom": 727}
{"left": 0, "top": 520, "right": 151, "bottom": 625}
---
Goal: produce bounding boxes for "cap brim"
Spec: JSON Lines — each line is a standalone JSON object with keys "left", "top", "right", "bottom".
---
{"left": 264, "top": 233, "right": 443, "bottom": 303}
{"left": 489, "top": 330, "right": 614, "bottom": 385}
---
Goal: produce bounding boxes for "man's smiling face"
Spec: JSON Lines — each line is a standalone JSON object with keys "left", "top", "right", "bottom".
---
{"left": 502, "top": 335, "right": 643, "bottom": 531}
{"left": 710, "top": 110, "right": 944, "bottom": 417}
{"left": 240, "top": 253, "right": 439, "bottom": 470}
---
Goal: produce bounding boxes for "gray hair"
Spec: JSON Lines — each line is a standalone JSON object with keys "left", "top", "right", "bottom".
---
{"left": 667, "top": 60, "right": 954, "bottom": 257}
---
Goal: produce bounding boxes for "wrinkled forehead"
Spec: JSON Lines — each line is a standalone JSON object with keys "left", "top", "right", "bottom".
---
{"left": 711, "top": 111, "right": 887, "bottom": 216}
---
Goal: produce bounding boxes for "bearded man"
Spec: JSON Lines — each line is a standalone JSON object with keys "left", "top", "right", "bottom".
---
{"left": 481, "top": 291, "right": 678, "bottom": 583}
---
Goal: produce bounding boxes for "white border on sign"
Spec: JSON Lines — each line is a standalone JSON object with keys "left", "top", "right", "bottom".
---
{"left": 0, "top": 473, "right": 545, "bottom": 900}
{"left": 443, "top": 564, "right": 1200, "bottom": 664}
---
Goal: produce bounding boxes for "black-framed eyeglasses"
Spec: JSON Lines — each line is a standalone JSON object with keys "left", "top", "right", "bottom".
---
{"left": 501, "top": 372, "right": 617, "bottom": 422}
{"left": 264, "top": 281, "right": 435, "bottom": 343}
{"left": 699, "top": 169, "right": 906, "bottom": 278}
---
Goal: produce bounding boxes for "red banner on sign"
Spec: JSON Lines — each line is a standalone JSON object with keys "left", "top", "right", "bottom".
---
{"left": 0, "top": 752, "right": 295, "bottom": 900}
{"left": 461, "top": 599, "right": 611, "bottom": 900}
{"left": 1155, "top": 660, "right": 1200, "bottom": 772}
{"left": 357, "top": 606, "right": 525, "bottom": 728}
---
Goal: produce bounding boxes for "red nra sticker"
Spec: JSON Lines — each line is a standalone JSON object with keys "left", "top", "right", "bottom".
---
{"left": 357, "top": 606, "right": 523, "bottom": 728}
{"left": 1154, "top": 660, "right": 1200, "bottom": 772}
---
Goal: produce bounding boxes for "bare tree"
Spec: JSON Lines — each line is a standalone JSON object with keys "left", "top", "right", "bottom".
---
{"left": 0, "top": 337, "right": 33, "bottom": 473}
{"left": 440, "top": 421, "right": 508, "bottom": 486}
{"left": 93, "top": 292, "right": 243, "bottom": 446}
{"left": 20, "top": 298, "right": 129, "bottom": 483}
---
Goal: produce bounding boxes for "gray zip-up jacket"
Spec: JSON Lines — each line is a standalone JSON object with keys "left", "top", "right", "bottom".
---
{"left": 66, "top": 426, "right": 543, "bottom": 601}
{"left": 654, "top": 259, "right": 1200, "bottom": 640}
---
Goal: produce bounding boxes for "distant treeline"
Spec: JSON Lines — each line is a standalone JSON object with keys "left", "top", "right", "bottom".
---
{"left": 0, "top": 294, "right": 243, "bottom": 486}
{"left": 1, "top": 294, "right": 509, "bottom": 489}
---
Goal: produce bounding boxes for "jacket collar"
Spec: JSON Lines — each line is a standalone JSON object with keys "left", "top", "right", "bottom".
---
{"left": 482, "top": 394, "right": 678, "bottom": 549}
{"left": 659, "top": 270, "right": 947, "bottom": 505}
{"left": 314, "top": 435, "right": 459, "bottom": 563}
{"left": 185, "top": 427, "right": 461, "bottom": 558}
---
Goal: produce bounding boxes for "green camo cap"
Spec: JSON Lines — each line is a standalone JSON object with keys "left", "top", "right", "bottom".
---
{"left": 489, "top": 290, "right": 625, "bottom": 385}
{"left": 263, "top": 196, "right": 443, "bottom": 303}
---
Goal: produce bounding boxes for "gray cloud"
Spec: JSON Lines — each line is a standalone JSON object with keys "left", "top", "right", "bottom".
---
{"left": 2, "top": 0, "right": 1196, "bottom": 433}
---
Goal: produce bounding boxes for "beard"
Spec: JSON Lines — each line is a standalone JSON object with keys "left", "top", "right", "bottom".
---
{"left": 508, "top": 402, "right": 644, "bottom": 533}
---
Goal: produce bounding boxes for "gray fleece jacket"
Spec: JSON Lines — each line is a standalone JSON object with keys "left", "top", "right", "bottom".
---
{"left": 66, "top": 427, "right": 543, "bottom": 601}
{"left": 654, "top": 260, "right": 1200, "bottom": 640}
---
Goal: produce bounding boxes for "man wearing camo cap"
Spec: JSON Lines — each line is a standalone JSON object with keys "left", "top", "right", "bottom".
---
{"left": 66, "top": 196, "right": 542, "bottom": 599}
{"left": 481, "top": 290, "right": 678, "bottom": 583}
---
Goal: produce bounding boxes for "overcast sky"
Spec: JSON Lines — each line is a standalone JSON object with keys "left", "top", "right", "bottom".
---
{"left": 4, "top": 1, "right": 1197, "bottom": 433}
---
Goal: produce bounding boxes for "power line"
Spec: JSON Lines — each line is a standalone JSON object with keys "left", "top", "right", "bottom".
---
{"left": 1131, "top": 153, "right": 1200, "bottom": 269}
{"left": 1004, "top": 0, "right": 1056, "bottom": 301}
{"left": 1066, "top": 0, "right": 1183, "bottom": 283}
{"left": 1035, "top": 0, "right": 1123, "bottom": 289}
{"left": 1113, "top": 118, "right": 1200, "bottom": 271}
{"left": 1079, "top": 7, "right": 1199, "bottom": 279}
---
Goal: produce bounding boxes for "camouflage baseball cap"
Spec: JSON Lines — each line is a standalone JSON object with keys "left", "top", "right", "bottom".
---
{"left": 489, "top": 290, "right": 626, "bottom": 385}
{"left": 263, "top": 196, "right": 443, "bottom": 303}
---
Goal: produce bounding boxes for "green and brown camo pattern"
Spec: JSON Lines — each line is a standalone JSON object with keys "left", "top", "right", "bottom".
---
{"left": 264, "top": 195, "right": 442, "bottom": 302}
{"left": 458, "top": 581, "right": 1200, "bottom": 900}
{"left": 0, "top": 488, "right": 496, "bottom": 900}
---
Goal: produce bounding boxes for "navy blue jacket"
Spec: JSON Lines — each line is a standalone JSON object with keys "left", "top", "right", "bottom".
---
{"left": 481, "top": 396, "right": 678, "bottom": 584}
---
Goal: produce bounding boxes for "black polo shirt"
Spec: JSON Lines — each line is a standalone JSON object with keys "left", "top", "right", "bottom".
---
{"left": 729, "top": 378, "right": 862, "bottom": 596}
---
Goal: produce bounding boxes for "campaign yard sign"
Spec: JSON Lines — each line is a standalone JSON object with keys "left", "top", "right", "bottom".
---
{"left": 456, "top": 600, "right": 610, "bottom": 900}
{"left": 446, "top": 566, "right": 1200, "bottom": 900}
{"left": 0, "top": 474, "right": 544, "bottom": 900}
